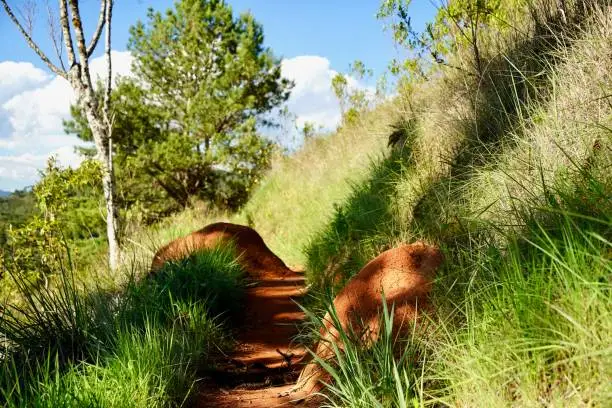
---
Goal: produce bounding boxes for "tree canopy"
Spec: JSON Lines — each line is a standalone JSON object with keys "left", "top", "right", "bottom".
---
{"left": 66, "top": 0, "right": 292, "bottom": 219}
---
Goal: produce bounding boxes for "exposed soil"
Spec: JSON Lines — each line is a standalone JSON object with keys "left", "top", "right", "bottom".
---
{"left": 151, "top": 223, "right": 292, "bottom": 279}
{"left": 196, "top": 270, "right": 318, "bottom": 407}
{"left": 158, "top": 224, "right": 442, "bottom": 407}
{"left": 158, "top": 223, "right": 316, "bottom": 406}
{"left": 293, "top": 242, "right": 442, "bottom": 394}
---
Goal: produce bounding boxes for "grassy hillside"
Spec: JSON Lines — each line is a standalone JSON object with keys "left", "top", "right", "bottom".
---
{"left": 0, "top": 1, "right": 610, "bottom": 407}
{"left": 233, "top": 104, "right": 398, "bottom": 267}
{"left": 227, "top": 2, "right": 612, "bottom": 406}
{"left": 122, "top": 3, "right": 610, "bottom": 404}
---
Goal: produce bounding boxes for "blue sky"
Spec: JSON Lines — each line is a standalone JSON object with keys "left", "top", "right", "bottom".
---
{"left": 0, "top": 0, "right": 436, "bottom": 190}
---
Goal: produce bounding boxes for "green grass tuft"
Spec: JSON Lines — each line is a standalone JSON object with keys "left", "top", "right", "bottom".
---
{"left": 0, "top": 246, "right": 244, "bottom": 407}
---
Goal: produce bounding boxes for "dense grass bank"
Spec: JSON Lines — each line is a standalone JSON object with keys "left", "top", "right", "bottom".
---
{"left": 237, "top": 1, "right": 611, "bottom": 406}
{"left": 0, "top": 247, "right": 244, "bottom": 407}
{"left": 301, "top": 205, "right": 610, "bottom": 407}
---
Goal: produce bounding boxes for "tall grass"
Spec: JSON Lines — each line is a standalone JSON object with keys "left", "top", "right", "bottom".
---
{"left": 428, "top": 197, "right": 611, "bottom": 406}
{"left": 233, "top": 103, "right": 399, "bottom": 267}
{"left": 301, "top": 299, "right": 424, "bottom": 408}
{"left": 269, "top": 2, "right": 612, "bottom": 406}
{"left": 0, "top": 246, "right": 244, "bottom": 407}
{"left": 303, "top": 185, "right": 611, "bottom": 406}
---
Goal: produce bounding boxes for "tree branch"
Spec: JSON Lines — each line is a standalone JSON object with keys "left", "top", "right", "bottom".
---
{"left": 58, "top": 0, "right": 75, "bottom": 68}
{"left": 45, "top": 0, "right": 65, "bottom": 71}
{"left": 87, "top": 0, "right": 107, "bottom": 57}
{"left": 16, "top": 0, "right": 36, "bottom": 36}
{"left": 103, "top": 0, "right": 113, "bottom": 129}
{"left": 147, "top": 165, "right": 189, "bottom": 207}
{"left": 67, "top": 0, "right": 93, "bottom": 88}
{"left": 1, "top": 0, "right": 65, "bottom": 78}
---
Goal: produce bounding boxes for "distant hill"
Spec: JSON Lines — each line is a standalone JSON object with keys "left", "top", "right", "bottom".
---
{"left": 0, "top": 190, "right": 12, "bottom": 198}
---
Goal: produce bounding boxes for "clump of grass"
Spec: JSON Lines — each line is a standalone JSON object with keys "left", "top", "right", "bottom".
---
{"left": 303, "top": 188, "right": 611, "bottom": 406}
{"left": 0, "top": 246, "right": 244, "bottom": 407}
{"left": 301, "top": 298, "right": 424, "bottom": 408}
{"left": 429, "top": 207, "right": 611, "bottom": 406}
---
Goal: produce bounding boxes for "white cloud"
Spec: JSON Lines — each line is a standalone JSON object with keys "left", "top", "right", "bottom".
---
{"left": 0, "top": 146, "right": 82, "bottom": 189}
{"left": 0, "top": 52, "right": 370, "bottom": 190}
{"left": 3, "top": 75, "right": 73, "bottom": 139}
{"left": 279, "top": 55, "right": 374, "bottom": 145}
{"left": 0, "top": 51, "right": 132, "bottom": 191}
{"left": 0, "top": 61, "right": 51, "bottom": 104}
{"left": 281, "top": 56, "right": 342, "bottom": 132}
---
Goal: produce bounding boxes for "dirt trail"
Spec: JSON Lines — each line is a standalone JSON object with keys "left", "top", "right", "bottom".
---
{"left": 197, "top": 269, "right": 317, "bottom": 407}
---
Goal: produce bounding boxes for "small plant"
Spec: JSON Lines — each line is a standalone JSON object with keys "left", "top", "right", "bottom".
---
{"left": 0, "top": 158, "right": 104, "bottom": 293}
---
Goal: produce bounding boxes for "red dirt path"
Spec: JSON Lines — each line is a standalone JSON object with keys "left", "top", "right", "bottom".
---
{"left": 154, "top": 223, "right": 320, "bottom": 406}
{"left": 196, "top": 269, "right": 319, "bottom": 408}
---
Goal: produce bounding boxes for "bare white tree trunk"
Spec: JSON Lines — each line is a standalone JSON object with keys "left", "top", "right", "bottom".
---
{"left": 79, "top": 101, "right": 119, "bottom": 270}
{"left": 102, "top": 0, "right": 119, "bottom": 270}
{"left": 2, "top": 0, "right": 120, "bottom": 270}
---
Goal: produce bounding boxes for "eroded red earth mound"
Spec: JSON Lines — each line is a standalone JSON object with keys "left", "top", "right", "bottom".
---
{"left": 152, "top": 223, "right": 312, "bottom": 407}
{"left": 151, "top": 224, "right": 442, "bottom": 406}
{"left": 291, "top": 241, "right": 443, "bottom": 396}
{"left": 151, "top": 222, "right": 292, "bottom": 278}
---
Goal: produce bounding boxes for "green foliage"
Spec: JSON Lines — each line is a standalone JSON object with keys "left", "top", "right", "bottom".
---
{"left": 0, "top": 246, "right": 244, "bottom": 406}
{"left": 127, "top": 0, "right": 291, "bottom": 210}
{"left": 301, "top": 121, "right": 321, "bottom": 140}
{"left": 65, "top": 0, "right": 293, "bottom": 220}
{"left": 1, "top": 216, "right": 66, "bottom": 286}
{"left": 64, "top": 80, "right": 181, "bottom": 223}
{"left": 331, "top": 61, "right": 374, "bottom": 125}
{"left": 0, "top": 190, "right": 36, "bottom": 246}
{"left": 305, "top": 150, "right": 409, "bottom": 291}
{"left": 33, "top": 158, "right": 104, "bottom": 241}
{"left": 1, "top": 159, "right": 105, "bottom": 290}
{"left": 429, "top": 197, "right": 612, "bottom": 405}
{"left": 129, "top": 246, "right": 245, "bottom": 320}
{"left": 377, "top": 0, "right": 525, "bottom": 78}
{"left": 302, "top": 298, "right": 422, "bottom": 407}
{"left": 305, "top": 197, "right": 611, "bottom": 406}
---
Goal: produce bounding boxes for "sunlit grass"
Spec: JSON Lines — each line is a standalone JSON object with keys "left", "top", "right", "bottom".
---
{"left": 0, "top": 246, "right": 244, "bottom": 407}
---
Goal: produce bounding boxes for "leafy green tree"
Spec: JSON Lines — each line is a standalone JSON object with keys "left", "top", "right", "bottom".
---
{"left": 1, "top": 0, "right": 120, "bottom": 270}
{"left": 64, "top": 80, "right": 180, "bottom": 222}
{"left": 127, "top": 0, "right": 291, "bottom": 209}
{"left": 0, "top": 190, "right": 36, "bottom": 246}
{"left": 332, "top": 60, "right": 373, "bottom": 125}
{"left": 1, "top": 158, "right": 103, "bottom": 286}
{"left": 67, "top": 0, "right": 292, "bottom": 214}
{"left": 33, "top": 158, "right": 105, "bottom": 241}
{"left": 301, "top": 121, "right": 320, "bottom": 140}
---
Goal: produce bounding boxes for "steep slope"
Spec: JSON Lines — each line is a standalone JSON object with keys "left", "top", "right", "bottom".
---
{"left": 220, "top": 4, "right": 611, "bottom": 406}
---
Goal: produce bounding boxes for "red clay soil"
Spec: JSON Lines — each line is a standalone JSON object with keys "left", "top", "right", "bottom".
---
{"left": 292, "top": 242, "right": 443, "bottom": 395}
{"left": 151, "top": 222, "right": 292, "bottom": 279}
{"left": 156, "top": 224, "right": 442, "bottom": 406}
{"left": 196, "top": 269, "right": 318, "bottom": 408}
{"left": 154, "top": 223, "right": 318, "bottom": 407}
